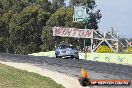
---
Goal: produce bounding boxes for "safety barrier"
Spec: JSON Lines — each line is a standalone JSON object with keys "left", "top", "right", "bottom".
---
{"left": 28, "top": 51, "right": 132, "bottom": 65}
{"left": 28, "top": 51, "right": 55, "bottom": 57}
{"left": 80, "top": 53, "right": 132, "bottom": 65}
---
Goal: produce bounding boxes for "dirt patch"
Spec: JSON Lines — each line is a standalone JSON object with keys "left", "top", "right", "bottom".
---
{"left": 0, "top": 80, "right": 11, "bottom": 88}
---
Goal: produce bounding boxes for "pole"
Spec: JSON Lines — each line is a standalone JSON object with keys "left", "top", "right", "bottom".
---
{"left": 116, "top": 32, "right": 119, "bottom": 53}
{"left": 116, "top": 41, "right": 119, "bottom": 53}
{"left": 84, "top": 24, "right": 87, "bottom": 60}
{"left": 91, "top": 38, "right": 93, "bottom": 52}
{"left": 90, "top": 29, "right": 93, "bottom": 52}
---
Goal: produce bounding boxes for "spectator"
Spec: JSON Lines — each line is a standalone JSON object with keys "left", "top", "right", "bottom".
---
{"left": 93, "top": 43, "right": 96, "bottom": 49}
{"left": 88, "top": 46, "right": 91, "bottom": 52}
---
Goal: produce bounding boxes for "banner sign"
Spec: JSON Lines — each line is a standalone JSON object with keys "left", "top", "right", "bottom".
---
{"left": 52, "top": 27, "right": 93, "bottom": 38}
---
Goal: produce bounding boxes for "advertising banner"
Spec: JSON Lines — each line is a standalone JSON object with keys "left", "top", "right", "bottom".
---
{"left": 52, "top": 27, "right": 93, "bottom": 38}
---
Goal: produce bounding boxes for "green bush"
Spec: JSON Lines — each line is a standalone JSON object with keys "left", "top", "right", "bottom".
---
{"left": 96, "top": 45, "right": 113, "bottom": 53}
{"left": 127, "top": 46, "right": 132, "bottom": 53}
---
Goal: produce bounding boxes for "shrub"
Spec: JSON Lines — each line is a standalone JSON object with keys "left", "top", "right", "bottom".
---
{"left": 96, "top": 45, "right": 113, "bottom": 53}
{"left": 127, "top": 46, "right": 132, "bottom": 53}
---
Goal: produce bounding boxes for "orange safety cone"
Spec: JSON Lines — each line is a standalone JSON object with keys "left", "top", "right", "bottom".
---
{"left": 79, "top": 67, "right": 91, "bottom": 86}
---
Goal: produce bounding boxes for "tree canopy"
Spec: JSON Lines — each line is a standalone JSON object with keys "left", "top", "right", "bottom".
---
{"left": 0, "top": 0, "right": 102, "bottom": 54}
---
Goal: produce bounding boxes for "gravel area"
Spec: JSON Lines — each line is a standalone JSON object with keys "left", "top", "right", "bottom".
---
{"left": 0, "top": 53, "right": 132, "bottom": 88}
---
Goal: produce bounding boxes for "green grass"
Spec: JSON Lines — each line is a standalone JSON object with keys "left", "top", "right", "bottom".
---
{"left": 0, "top": 64, "right": 64, "bottom": 88}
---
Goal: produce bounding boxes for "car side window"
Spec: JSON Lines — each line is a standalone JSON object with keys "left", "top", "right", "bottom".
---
{"left": 56, "top": 46, "right": 59, "bottom": 49}
{"left": 57, "top": 45, "right": 68, "bottom": 49}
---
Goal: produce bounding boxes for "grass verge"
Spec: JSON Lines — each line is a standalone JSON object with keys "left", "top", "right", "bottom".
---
{"left": 0, "top": 63, "right": 64, "bottom": 88}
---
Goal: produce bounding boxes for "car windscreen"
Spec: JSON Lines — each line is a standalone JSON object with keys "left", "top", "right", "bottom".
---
{"left": 58, "top": 45, "right": 68, "bottom": 49}
{"left": 58, "top": 45, "right": 76, "bottom": 49}
{"left": 68, "top": 45, "right": 76, "bottom": 49}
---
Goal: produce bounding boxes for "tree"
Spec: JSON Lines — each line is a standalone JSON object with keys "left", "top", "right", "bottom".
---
{"left": 8, "top": 5, "right": 51, "bottom": 54}
{"left": 50, "top": 0, "right": 65, "bottom": 13}
{"left": 41, "top": 26, "right": 54, "bottom": 51}
{"left": 43, "top": 7, "right": 85, "bottom": 50}
{"left": 0, "top": 0, "right": 28, "bottom": 13}
{"left": 0, "top": 0, "right": 102, "bottom": 53}
{"left": 36, "top": 0, "right": 52, "bottom": 12}
{"left": 0, "top": 0, "right": 52, "bottom": 54}
{"left": 70, "top": 0, "right": 102, "bottom": 30}
{"left": 0, "top": 12, "right": 13, "bottom": 53}
{"left": 46, "top": 0, "right": 101, "bottom": 48}
{"left": 129, "top": 38, "right": 132, "bottom": 42}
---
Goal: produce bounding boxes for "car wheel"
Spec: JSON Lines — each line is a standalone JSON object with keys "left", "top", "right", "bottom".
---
{"left": 70, "top": 57, "right": 73, "bottom": 59}
{"left": 56, "top": 55, "right": 58, "bottom": 58}
{"left": 58, "top": 56, "right": 62, "bottom": 58}
{"left": 71, "top": 56, "right": 74, "bottom": 59}
{"left": 75, "top": 57, "right": 79, "bottom": 59}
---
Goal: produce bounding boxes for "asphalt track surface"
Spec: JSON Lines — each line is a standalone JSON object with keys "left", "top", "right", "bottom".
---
{"left": 0, "top": 53, "right": 132, "bottom": 88}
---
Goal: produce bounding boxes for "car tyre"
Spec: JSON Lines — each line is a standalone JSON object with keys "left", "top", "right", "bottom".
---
{"left": 71, "top": 56, "right": 74, "bottom": 59}
{"left": 58, "top": 56, "right": 62, "bottom": 58}
{"left": 56, "top": 56, "right": 62, "bottom": 58}
{"left": 75, "top": 57, "right": 79, "bottom": 59}
{"left": 56, "top": 55, "right": 58, "bottom": 58}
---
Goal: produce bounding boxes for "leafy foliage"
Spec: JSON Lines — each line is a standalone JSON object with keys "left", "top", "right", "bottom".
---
{"left": 126, "top": 46, "right": 132, "bottom": 53}
{"left": 0, "top": 0, "right": 101, "bottom": 54}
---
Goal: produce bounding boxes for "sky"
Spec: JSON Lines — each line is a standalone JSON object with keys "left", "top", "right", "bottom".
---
{"left": 51, "top": 0, "right": 132, "bottom": 38}
{"left": 95, "top": 0, "right": 132, "bottom": 38}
